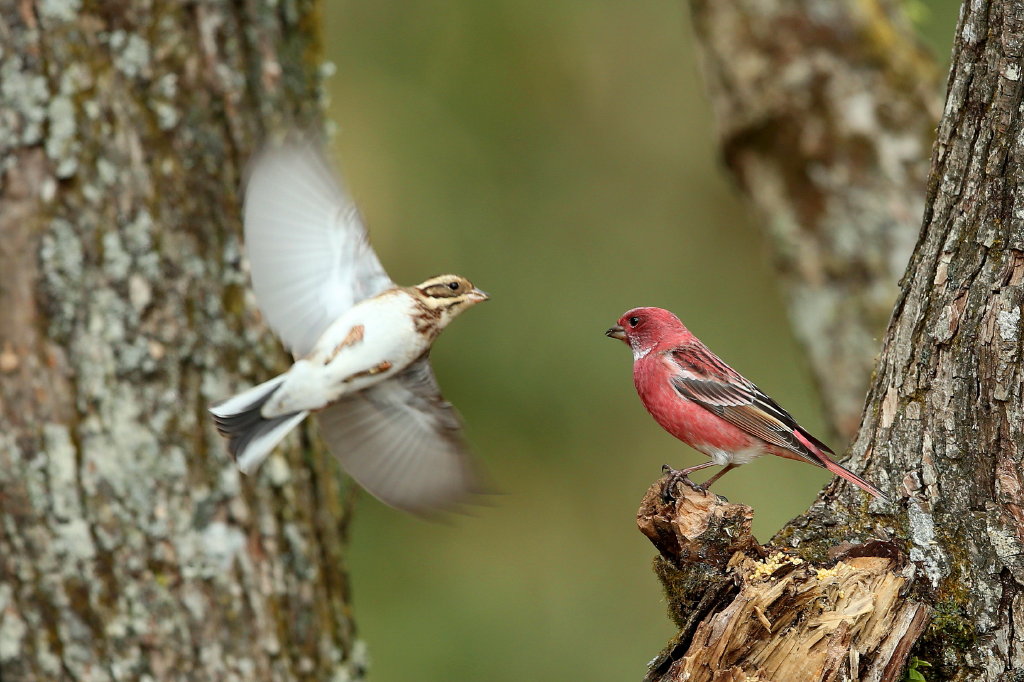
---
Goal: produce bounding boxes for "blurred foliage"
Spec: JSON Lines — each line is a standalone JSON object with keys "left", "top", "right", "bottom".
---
{"left": 320, "top": 1, "right": 962, "bottom": 680}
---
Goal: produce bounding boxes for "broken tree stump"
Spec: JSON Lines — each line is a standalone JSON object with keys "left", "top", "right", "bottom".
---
{"left": 637, "top": 475, "right": 929, "bottom": 682}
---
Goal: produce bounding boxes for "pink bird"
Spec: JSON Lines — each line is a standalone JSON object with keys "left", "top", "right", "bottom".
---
{"left": 606, "top": 307, "right": 887, "bottom": 502}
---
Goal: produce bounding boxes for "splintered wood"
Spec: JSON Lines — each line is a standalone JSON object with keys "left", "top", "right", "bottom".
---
{"left": 638, "top": 478, "right": 929, "bottom": 682}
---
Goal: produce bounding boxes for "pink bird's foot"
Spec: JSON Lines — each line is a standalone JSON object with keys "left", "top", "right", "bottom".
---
{"left": 659, "top": 464, "right": 707, "bottom": 503}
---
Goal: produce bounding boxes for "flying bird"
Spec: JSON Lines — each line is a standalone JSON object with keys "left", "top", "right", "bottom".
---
{"left": 605, "top": 307, "right": 887, "bottom": 502}
{"left": 210, "top": 138, "right": 489, "bottom": 514}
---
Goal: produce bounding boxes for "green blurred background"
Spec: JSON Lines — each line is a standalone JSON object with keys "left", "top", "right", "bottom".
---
{"left": 320, "top": 2, "right": 961, "bottom": 680}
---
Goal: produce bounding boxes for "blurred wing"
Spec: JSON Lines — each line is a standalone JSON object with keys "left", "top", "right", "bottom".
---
{"left": 317, "top": 357, "right": 481, "bottom": 514}
{"left": 243, "top": 138, "right": 395, "bottom": 357}
{"left": 669, "top": 344, "right": 832, "bottom": 466}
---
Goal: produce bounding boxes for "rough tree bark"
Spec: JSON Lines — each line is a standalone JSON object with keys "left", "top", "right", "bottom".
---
{"left": 0, "top": 3, "right": 363, "bottom": 680}
{"left": 688, "top": 0, "right": 941, "bottom": 440}
{"left": 641, "top": 1, "right": 1024, "bottom": 680}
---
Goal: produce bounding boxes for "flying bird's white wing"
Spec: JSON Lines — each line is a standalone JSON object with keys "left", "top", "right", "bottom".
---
{"left": 243, "top": 138, "right": 395, "bottom": 357}
{"left": 317, "top": 357, "right": 482, "bottom": 514}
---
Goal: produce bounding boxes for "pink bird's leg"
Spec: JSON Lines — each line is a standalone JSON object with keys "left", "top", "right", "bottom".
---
{"left": 660, "top": 462, "right": 715, "bottom": 502}
{"left": 700, "top": 463, "right": 737, "bottom": 490}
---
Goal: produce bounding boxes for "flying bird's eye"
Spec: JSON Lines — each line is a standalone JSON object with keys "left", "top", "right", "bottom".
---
{"left": 448, "top": 281, "right": 460, "bottom": 291}
{"left": 628, "top": 316, "right": 641, "bottom": 327}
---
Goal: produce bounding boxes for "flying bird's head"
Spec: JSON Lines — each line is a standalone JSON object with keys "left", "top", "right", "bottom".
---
{"left": 605, "top": 307, "right": 689, "bottom": 354}
{"left": 414, "top": 274, "right": 489, "bottom": 328}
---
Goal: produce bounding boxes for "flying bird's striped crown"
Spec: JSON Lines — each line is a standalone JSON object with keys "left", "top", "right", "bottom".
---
{"left": 407, "top": 274, "right": 488, "bottom": 335}
{"left": 415, "top": 274, "right": 485, "bottom": 306}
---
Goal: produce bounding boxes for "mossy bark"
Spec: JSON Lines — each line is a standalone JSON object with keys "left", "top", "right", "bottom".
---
{"left": 644, "top": 1, "right": 1024, "bottom": 680}
{"left": 688, "top": 0, "right": 941, "bottom": 441}
{"left": 0, "top": 2, "right": 362, "bottom": 679}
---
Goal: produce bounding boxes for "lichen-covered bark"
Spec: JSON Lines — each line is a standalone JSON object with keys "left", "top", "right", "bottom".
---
{"left": 0, "top": 2, "right": 363, "bottom": 680}
{"left": 688, "top": 0, "right": 940, "bottom": 440}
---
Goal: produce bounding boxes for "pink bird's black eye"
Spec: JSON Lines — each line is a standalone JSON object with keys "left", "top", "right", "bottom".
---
{"left": 448, "top": 281, "right": 460, "bottom": 291}
{"left": 628, "top": 316, "right": 641, "bottom": 327}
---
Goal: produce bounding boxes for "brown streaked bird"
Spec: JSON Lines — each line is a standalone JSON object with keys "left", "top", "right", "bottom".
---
{"left": 209, "top": 137, "right": 489, "bottom": 514}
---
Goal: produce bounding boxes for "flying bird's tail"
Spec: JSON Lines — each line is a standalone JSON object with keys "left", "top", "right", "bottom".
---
{"left": 209, "top": 375, "right": 309, "bottom": 474}
{"left": 820, "top": 456, "right": 889, "bottom": 503}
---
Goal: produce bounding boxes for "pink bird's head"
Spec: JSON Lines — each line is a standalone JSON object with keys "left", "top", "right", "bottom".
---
{"left": 605, "top": 307, "right": 691, "bottom": 353}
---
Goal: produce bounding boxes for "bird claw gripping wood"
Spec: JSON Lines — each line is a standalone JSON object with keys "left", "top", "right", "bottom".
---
{"left": 660, "top": 465, "right": 730, "bottom": 504}
{"left": 660, "top": 464, "right": 706, "bottom": 503}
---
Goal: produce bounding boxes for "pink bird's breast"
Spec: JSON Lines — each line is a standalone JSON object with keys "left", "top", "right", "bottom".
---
{"left": 633, "top": 353, "right": 764, "bottom": 463}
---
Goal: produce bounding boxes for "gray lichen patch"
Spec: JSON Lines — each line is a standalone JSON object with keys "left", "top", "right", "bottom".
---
{"left": 108, "top": 31, "right": 152, "bottom": 80}
{"left": 37, "top": 0, "right": 82, "bottom": 22}
{"left": 997, "top": 307, "right": 1020, "bottom": 342}
{"left": 40, "top": 217, "right": 86, "bottom": 339}
{"left": 0, "top": 584, "right": 27, "bottom": 663}
{"left": 199, "top": 521, "right": 248, "bottom": 574}
{"left": 45, "top": 95, "right": 79, "bottom": 177}
{"left": 43, "top": 423, "right": 83, "bottom": 521}
{"left": 0, "top": 54, "right": 49, "bottom": 149}
{"left": 907, "top": 500, "right": 944, "bottom": 588}
{"left": 152, "top": 73, "right": 181, "bottom": 130}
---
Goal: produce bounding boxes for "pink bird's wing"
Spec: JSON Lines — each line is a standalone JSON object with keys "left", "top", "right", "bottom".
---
{"left": 669, "top": 343, "right": 832, "bottom": 468}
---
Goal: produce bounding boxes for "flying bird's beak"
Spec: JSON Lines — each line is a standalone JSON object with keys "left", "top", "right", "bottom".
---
{"left": 468, "top": 288, "right": 489, "bottom": 303}
{"left": 605, "top": 325, "right": 626, "bottom": 341}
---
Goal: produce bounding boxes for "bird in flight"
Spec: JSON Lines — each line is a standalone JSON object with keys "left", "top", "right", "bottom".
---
{"left": 606, "top": 306, "right": 887, "bottom": 502}
{"left": 210, "top": 137, "right": 489, "bottom": 514}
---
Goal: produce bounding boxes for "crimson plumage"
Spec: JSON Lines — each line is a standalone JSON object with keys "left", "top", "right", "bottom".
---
{"left": 606, "top": 306, "right": 887, "bottom": 502}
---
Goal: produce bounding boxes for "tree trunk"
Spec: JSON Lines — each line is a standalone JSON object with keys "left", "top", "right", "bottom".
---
{"left": 0, "top": 3, "right": 362, "bottom": 680}
{"left": 642, "top": 1, "right": 1024, "bottom": 680}
{"left": 688, "top": 0, "right": 941, "bottom": 440}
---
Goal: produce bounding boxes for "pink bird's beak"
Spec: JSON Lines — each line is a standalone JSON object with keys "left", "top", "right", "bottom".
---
{"left": 468, "top": 288, "right": 489, "bottom": 303}
{"left": 605, "top": 325, "right": 627, "bottom": 341}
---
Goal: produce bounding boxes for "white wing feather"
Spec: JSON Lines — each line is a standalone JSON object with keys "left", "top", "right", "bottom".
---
{"left": 243, "top": 140, "right": 395, "bottom": 357}
{"left": 316, "top": 357, "right": 481, "bottom": 514}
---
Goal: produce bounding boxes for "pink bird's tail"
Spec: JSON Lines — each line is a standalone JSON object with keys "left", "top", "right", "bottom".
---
{"left": 789, "top": 428, "right": 888, "bottom": 503}
{"left": 820, "top": 457, "right": 888, "bottom": 503}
